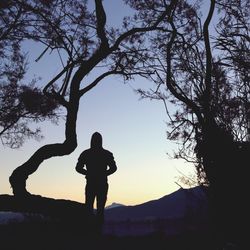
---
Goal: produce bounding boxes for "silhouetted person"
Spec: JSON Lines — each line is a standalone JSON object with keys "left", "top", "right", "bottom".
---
{"left": 75, "top": 132, "right": 117, "bottom": 224}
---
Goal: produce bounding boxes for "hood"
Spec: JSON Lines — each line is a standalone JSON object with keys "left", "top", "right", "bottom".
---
{"left": 90, "top": 132, "right": 103, "bottom": 149}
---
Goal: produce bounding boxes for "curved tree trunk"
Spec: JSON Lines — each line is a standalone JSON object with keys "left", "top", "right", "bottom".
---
{"left": 9, "top": 85, "right": 80, "bottom": 196}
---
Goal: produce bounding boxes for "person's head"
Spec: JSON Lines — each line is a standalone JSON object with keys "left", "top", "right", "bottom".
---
{"left": 90, "top": 132, "right": 103, "bottom": 149}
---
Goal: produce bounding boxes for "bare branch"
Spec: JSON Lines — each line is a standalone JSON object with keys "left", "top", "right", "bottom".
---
{"left": 43, "top": 60, "right": 78, "bottom": 95}
{"left": 111, "top": 0, "right": 178, "bottom": 50}
{"left": 79, "top": 70, "right": 118, "bottom": 96}
{"left": 165, "top": 7, "right": 203, "bottom": 124}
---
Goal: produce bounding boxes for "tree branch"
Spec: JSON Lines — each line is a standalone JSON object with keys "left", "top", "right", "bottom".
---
{"left": 79, "top": 70, "right": 120, "bottom": 96}
{"left": 0, "top": 5, "right": 23, "bottom": 41}
{"left": 43, "top": 60, "right": 78, "bottom": 95}
{"left": 14, "top": 0, "right": 74, "bottom": 57}
{"left": 203, "top": 0, "right": 215, "bottom": 115}
{"left": 165, "top": 6, "right": 203, "bottom": 125}
{"left": 111, "top": 0, "right": 178, "bottom": 50}
{"left": 95, "top": 0, "right": 109, "bottom": 48}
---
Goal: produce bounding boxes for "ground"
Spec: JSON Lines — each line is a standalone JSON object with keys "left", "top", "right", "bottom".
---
{"left": 0, "top": 194, "right": 233, "bottom": 250}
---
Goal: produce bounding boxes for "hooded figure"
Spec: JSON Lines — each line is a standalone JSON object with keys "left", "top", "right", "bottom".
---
{"left": 76, "top": 132, "right": 117, "bottom": 222}
{"left": 90, "top": 132, "right": 103, "bottom": 149}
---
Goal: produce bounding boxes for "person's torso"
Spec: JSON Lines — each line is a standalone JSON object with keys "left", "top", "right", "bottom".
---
{"left": 83, "top": 148, "right": 112, "bottom": 182}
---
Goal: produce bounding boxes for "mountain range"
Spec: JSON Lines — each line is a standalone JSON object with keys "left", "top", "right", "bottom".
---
{"left": 105, "top": 185, "right": 208, "bottom": 221}
{"left": 103, "top": 186, "right": 209, "bottom": 236}
{"left": 105, "top": 202, "right": 125, "bottom": 210}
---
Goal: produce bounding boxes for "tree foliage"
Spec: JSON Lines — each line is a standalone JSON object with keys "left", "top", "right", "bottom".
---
{"left": 0, "top": 83, "right": 59, "bottom": 148}
{"left": 130, "top": 0, "right": 249, "bottom": 246}
{"left": 0, "top": 0, "right": 60, "bottom": 148}
{"left": 2, "top": 0, "right": 249, "bottom": 246}
{"left": 133, "top": 0, "right": 250, "bottom": 184}
{"left": 5, "top": 0, "right": 177, "bottom": 196}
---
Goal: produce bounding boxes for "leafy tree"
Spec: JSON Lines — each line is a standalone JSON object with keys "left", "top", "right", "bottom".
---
{"left": 6, "top": 0, "right": 177, "bottom": 196}
{"left": 129, "top": 0, "right": 249, "bottom": 247}
{"left": 0, "top": 0, "right": 60, "bottom": 148}
{"left": 0, "top": 83, "right": 59, "bottom": 148}
{"left": 132, "top": 0, "right": 249, "bottom": 181}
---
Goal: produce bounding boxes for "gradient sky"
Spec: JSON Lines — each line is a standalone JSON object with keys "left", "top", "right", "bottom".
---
{"left": 0, "top": 1, "right": 200, "bottom": 206}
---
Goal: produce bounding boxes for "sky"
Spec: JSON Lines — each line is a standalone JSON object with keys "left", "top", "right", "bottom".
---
{"left": 0, "top": 0, "right": 200, "bottom": 207}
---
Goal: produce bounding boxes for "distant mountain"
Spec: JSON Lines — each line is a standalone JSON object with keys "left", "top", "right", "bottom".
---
{"left": 105, "top": 186, "right": 208, "bottom": 222}
{"left": 103, "top": 186, "right": 209, "bottom": 236}
{"left": 105, "top": 202, "right": 126, "bottom": 210}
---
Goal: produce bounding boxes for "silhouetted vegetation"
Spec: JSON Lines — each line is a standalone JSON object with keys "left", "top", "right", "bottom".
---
{"left": 0, "top": 1, "right": 60, "bottom": 148}
{"left": 2, "top": 0, "right": 177, "bottom": 197}
{"left": 131, "top": 0, "right": 249, "bottom": 248}
{"left": 1, "top": 1, "right": 249, "bottom": 249}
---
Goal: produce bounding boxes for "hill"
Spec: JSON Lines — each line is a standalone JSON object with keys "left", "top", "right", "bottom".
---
{"left": 0, "top": 194, "right": 98, "bottom": 249}
{"left": 105, "top": 186, "right": 208, "bottom": 221}
{"left": 103, "top": 186, "right": 209, "bottom": 236}
{"left": 0, "top": 186, "right": 210, "bottom": 248}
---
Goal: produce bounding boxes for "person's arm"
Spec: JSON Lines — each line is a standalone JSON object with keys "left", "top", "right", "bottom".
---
{"left": 106, "top": 153, "right": 117, "bottom": 176}
{"left": 75, "top": 153, "right": 88, "bottom": 175}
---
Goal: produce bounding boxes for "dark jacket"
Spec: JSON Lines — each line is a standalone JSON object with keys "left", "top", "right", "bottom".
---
{"left": 75, "top": 132, "right": 117, "bottom": 183}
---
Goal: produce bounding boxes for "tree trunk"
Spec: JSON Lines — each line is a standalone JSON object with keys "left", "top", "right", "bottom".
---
{"left": 9, "top": 93, "right": 79, "bottom": 196}
{"left": 199, "top": 121, "right": 249, "bottom": 247}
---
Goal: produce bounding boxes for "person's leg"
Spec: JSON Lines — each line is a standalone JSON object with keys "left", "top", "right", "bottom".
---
{"left": 85, "top": 182, "right": 96, "bottom": 215}
{"left": 96, "top": 183, "right": 108, "bottom": 224}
